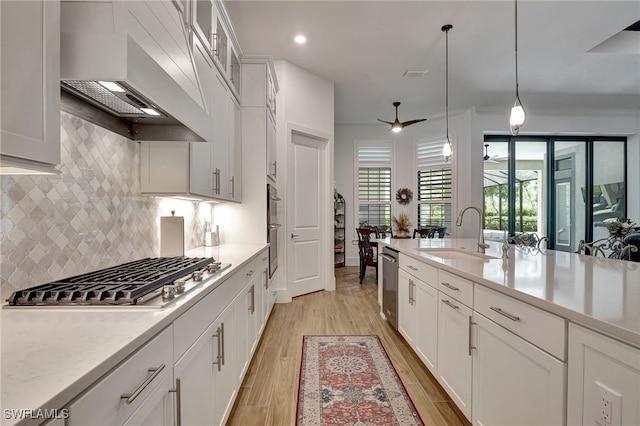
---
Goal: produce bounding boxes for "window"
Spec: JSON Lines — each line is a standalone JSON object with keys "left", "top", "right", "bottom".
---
{"left": 416, "top": 138, "right": 452, "bottom": 232}
{"left": 356, "top": 142, "right": 393, "bottom": 227}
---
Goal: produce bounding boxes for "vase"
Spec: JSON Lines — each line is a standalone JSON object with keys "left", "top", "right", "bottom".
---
{"left": 397, "top": 230, "right": 409, "bottom": 238}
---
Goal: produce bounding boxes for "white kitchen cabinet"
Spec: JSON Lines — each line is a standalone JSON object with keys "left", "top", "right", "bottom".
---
{"left": 122, "top": 373, "right": 175, "bottom": 426}
{"left": 414, "top": 279, "right": 438, "bottom": 375}
{"left": 471, "top": 313, "right": 566, "bottom": 426}
{"left": 437, "top": 290, "right": 473, "bottom": 420}
{"left": 173, "top": 320, "right": 215, "bottom": 426}
{"left": 0, "top": 0, "right": 60, "bottom": 174}
{"left": 236, "top": 268, "right": 261, "bottom": 383}
{"left": 398, "top": 269, "right": 417, "bottom": 347}
{"left": 241, "top": 55, "right": 279, "bottom": 181}
{"left": 212, "top": 302, "right": 237, "bottom": 426}
{"left": 567, "top": 323, "right": 640, "bottom": 426}
{"left": 66, "top": 327, "right": 174, "bottom": 425}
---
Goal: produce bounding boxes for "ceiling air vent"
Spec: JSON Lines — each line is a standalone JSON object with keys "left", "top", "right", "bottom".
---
{"left": 403, "top": 69, "right": 428, "bottom": 78}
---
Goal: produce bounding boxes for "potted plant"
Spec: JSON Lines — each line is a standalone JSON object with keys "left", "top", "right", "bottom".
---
{"left": 392, "top": 213, "right": 412, "bottom": 238}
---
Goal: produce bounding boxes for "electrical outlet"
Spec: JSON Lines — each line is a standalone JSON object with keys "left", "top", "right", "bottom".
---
{"left": 594, "top": 381, "right": 622, "bottom": 426}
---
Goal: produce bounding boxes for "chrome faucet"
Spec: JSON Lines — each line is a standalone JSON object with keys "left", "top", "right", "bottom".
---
{"left": 456, "top": 206, "right": 490, "bottom": 254}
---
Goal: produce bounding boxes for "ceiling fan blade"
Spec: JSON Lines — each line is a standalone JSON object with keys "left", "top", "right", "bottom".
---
{"left": 377, "top": 119, "right": 394, "bottom": 125}
{"left": 401, "top": 118, "right": 427, "bottom": 127}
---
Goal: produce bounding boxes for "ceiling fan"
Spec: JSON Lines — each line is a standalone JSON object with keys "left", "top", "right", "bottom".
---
{"left": 377, "top": 101, "right": 427, "bottom": 133}
{"left": 483, "top": 144, "right": 502, "bottom": 163}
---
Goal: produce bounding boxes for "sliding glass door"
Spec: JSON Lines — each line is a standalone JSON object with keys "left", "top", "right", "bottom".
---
{"left": 483, "top": 136, "right": 626, "bottom": 250}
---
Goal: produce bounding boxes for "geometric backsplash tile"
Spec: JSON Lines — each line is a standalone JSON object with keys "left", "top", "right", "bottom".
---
{"left": 0, "top": 112, "right": 212, "bottom": 300}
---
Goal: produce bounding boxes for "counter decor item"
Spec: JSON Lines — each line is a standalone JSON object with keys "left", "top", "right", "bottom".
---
{"left": 392, "top": 213, "right": 412, "bottom": 238}
{"left": 395, "top": 188, "right": 413, "bottom": 205}
{"left": 296, "top": 335, "right": 424, "bottom": 425}
{"left": 605, "top": 217, "right": 636, "bottom": 238}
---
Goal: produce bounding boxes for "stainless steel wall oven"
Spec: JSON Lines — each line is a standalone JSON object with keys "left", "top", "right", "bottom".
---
{"left": 267, "top": 184, "right": 280, "bottom": 278}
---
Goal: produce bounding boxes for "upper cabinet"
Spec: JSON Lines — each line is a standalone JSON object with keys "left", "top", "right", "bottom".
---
{"left": 241, "top": 55, "right": 279, "bottom": 181}
{"left": 1, "top": 0, "right": 60, "bottom": 174}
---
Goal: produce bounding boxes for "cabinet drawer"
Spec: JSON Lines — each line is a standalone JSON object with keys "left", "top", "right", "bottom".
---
{"left": 438, "top": 270, "right": 473, "bottom": 307}
{"left": 474, "top": 285, "right": 566, "bottom": 360}
{"left": 399, "top": 254, "right": 438, "bottom": 287}
{"left": 67, "top": 326, "right": 173, "bottom": 425}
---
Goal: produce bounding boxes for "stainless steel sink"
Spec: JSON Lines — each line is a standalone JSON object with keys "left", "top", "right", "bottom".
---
{"left": 417, "top": 248, "right": 498, "bottom": 260}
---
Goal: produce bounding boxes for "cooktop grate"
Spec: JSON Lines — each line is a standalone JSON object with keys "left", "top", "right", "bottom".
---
{"left": 6, "top": 257, "right": 214, "bottom": 306}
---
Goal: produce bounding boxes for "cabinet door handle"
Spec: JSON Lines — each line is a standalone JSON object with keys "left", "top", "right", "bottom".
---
{"left": 273, "top": 160, "right": 277, "bottom": 177}
{"left": 412, "top": 281, "right": 417, "bottom": 306}
{"left": 490, "top": 306, "right": 520, "bottom": 322}
{"left": 212, "top": 326, "right": 223, "bottom": 371}
{"left": 264, "top": 268, "right": 269, "bottom": 289}
{"left": 468, "top": 316, "right": 476, "bottom": 356}
{"left": 441, "top": 282, "right": 460, "bottom": 291}
{"left": 230, "top": 176, "right": 235, "bottom": 197}
{"left": 169, "top": 377, "right": 182, "bottom": 426}
{"left": 442, "top": 299, "right": 459, "bottom": 310}
{"left": 291, "top": 233, "right": 299, "bottom": 239}
{"left": 220, "top": 322, "right": 226, "bottom": 366}
{"left": 120, "top": 364, "right": 166, "bottom": 404}
{"left": 408, "top": 279, "right": 414, "bottom": 304}
{"left": 249, "top": 285, "right": 255, "bottom": 314}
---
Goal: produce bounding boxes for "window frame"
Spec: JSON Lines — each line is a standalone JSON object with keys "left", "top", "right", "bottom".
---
{"left": 354, "top": 140, "right": 395, "bottom": 233}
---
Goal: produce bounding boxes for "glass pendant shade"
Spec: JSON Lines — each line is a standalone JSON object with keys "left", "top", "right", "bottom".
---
{"left": 509, "top": 94, "right": 526, "bottom": 135}
{"left": 442, "top": 138, "right": 452, "bottom": 161}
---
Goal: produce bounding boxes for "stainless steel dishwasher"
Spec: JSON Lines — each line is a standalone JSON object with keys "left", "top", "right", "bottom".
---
{"left": 380, "top": 246, "right": 399, "bottom": 329}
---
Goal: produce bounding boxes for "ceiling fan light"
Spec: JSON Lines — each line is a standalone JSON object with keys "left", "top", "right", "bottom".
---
{"left": 391, "top": 123, "right": 402, "bottom": 133}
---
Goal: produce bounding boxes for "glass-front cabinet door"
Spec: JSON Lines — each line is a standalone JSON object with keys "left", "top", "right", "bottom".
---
{"left": 192, "top": 0, "right": 213, "bottom": 53}
{"left": 213, "top": 17, "right": 228, "bottom": 71}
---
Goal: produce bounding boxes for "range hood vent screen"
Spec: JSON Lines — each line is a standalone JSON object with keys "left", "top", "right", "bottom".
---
{"left": 61, "top": 81, "right": 165, "bottom": 117}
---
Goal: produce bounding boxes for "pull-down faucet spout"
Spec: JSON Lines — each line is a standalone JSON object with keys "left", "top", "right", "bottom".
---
{"left": 456, "top": 206, "right": 490, "bottom": 254}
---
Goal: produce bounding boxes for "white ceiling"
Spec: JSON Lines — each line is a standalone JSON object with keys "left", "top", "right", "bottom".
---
{"left": 225, "top": 1, "right": 640, "bottom": 126}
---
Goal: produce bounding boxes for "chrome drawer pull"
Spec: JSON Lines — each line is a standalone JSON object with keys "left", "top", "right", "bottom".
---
{"left": 170, "top": 377, "right": 182, "bottom": 426}
{"left": 490, "top": 306, "right": 520, "bottom": 322}
{"left": 468, "top": 316, "right": 476, "bottom": 356}
{"left": 407, "top": 265, "right": 418, "bottom": 271}
{"left": 212, "top": 326, "right": 223, "bottom": 371}
{"left": 121, "top": 364, "right": 166, "bottom": 404}
{"left": 442, "top": 299, "right": 459, "bottom": 310}
{"left": 441, "top": 282, "right": 459, "bottom": 291}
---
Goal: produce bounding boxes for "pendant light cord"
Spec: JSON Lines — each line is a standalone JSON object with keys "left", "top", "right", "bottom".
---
{"left": 514, "top": 0, "right": 519, "bottom": 98}
{"left": 446, "top": 27, "right": 449, "bottom": 141}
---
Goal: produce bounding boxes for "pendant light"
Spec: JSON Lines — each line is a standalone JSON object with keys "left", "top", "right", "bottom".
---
{"left": 442, "top": 24, "right": 453, "bottom": 162}
{"left": 510, "top": 0, "right": 526, "bottom": 135}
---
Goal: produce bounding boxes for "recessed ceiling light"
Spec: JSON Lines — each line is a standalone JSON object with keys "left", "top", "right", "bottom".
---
{"left": 294, "top": 34, "right": 307, "bottom": 44}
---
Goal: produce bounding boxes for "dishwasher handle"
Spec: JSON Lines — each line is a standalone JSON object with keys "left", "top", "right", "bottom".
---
{"left": 379, "top": 253, "right": 397, "bottom": 263}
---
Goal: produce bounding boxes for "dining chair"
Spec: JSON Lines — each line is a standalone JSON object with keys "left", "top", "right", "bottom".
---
{"left": 356, "top": 226, "right": 378, "bottom": 284}
{"left": 413, "top": 227, "right": 435, "bottom": 239}
{"left": 622, "top": 233, "right": 640, "bottom": 262}
{"left": 375, "top": 225, "right": 393, "bottom": 238}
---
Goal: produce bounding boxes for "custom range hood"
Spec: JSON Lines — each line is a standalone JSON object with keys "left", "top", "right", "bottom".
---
{"left": 60, "top": 1, "right": 212, "bottom": 142}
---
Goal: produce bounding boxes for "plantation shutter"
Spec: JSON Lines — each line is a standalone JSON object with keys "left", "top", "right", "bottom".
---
{"left": 356, "top": 142, "right": 393, "bottom": 227}
{"left": 416, "top": 139, "right": 452, "bottom": 231}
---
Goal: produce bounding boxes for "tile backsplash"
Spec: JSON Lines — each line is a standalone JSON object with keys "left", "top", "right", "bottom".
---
{"left": 0, "top": 112, "right": 212, "bottom": 299}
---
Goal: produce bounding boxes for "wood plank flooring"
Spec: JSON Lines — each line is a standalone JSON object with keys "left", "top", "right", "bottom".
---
{"left": 227, "top": 266, "right": 471, "bottom": 426}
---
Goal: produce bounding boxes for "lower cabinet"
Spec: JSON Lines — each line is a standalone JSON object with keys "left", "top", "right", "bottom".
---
{"left": 123, "top": 373, "right": 175, "bottom": 426}
{"left": 66, "top": 249, "right": 272, "bottom": 426}
{"left": 472, "top": 313, "right": 565, "bottom": 426}
{"left": 567, "top": 323, "right": 640, "bottom": 426}
{"left": 67, "top": 326, "right": 174, "bottom": 425}
{"left": 436, "top": 291, "right": 473, "bottom": 420}
{"left": 398, "top": 269, "right": 416, "bottom": 347}
{"left": 413, "top": 279, "right": 438, "bottom": 375}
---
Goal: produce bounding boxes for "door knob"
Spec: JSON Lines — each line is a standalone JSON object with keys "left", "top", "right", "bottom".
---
{"left": 291, "top": 233, "right": 299, "bottom": 239}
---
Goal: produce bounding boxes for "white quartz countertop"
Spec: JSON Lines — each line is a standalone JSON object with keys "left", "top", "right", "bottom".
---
{"left": 377, "top": 238, "right": 640, "bottom": 348}
{"left": 0, "top": 243, "right": 268, "bottom": 426}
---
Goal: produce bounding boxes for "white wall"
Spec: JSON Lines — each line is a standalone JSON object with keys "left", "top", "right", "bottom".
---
{"left": 274, "top": 61, "right": 334, "bottom": 301}
{"left": 335, "top": 111, "right": 472, "bottom": 265}
{"left": 336, "top": 108, "right": 640, "bottom": 265}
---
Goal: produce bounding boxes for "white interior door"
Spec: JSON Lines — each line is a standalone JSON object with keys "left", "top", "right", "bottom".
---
{"left": 288, "top": 131, "right": 326, "bottom": 298}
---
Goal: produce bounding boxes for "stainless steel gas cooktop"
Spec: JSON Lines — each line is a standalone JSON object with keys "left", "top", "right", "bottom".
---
{"left": 5, "top": 257, "right": 231, "bottom": 308}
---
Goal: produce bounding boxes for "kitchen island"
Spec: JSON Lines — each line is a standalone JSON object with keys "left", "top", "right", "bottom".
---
{"left": 376, "top": 237, "right": 640, "bottom": 425}
{"left": 0, "top": 243, "right": 269, "bottom": 426}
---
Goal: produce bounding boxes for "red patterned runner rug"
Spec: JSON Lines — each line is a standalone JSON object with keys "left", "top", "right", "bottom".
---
{"left": 296, "top": 335, "right": 424, "bottom": 425}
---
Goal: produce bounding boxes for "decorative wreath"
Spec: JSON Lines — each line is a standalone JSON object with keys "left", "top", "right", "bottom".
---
{"left": 395, "top": 188, "right": 413, "bottom": 205}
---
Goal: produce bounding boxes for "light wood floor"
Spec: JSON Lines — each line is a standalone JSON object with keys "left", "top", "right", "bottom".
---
{"left": 227, "top": 266, "right": 470, "bottom": 426}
